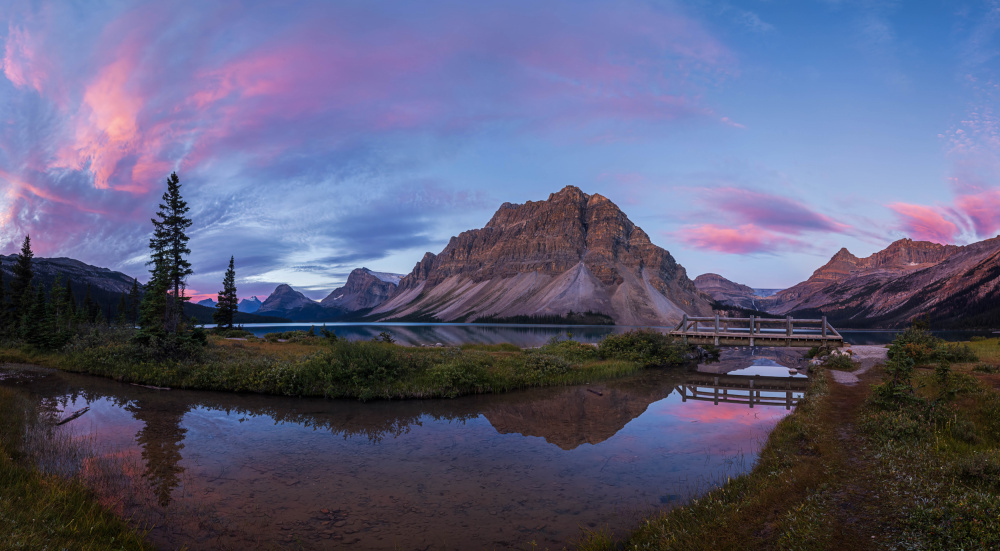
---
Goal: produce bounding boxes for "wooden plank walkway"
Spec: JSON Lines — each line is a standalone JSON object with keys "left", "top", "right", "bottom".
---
{"left": 669, "top": 315, "right": 843, "bottom": 347}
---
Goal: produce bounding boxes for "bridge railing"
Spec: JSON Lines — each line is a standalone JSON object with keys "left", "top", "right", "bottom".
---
{"left": 669, "top": 314, "right": 842, "bottom": 345}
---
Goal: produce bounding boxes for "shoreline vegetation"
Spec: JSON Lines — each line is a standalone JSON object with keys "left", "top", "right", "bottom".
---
{"left": 0, "top": 327, "right": 709, "bottom": 401}
{"left": 0, "top": 386, "right": 152, "bottom": 550}
{"left": 581, "top": 328, "right": 998, "bottom": 550}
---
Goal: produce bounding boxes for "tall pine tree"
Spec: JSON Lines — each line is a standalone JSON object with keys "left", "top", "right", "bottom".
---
{"left": 127, "top": 279, "right": 141, "bottom": 325}
{"left": 10, "top": 235, "right": 33, "bottom": 323}
{"left": 142, "top": 172, "right": 193, "bottom": 335}
{"left": 213, "top": 256, "right": 238, "bottom": 329}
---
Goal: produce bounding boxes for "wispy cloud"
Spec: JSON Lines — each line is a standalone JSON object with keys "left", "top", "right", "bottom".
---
{"left": 887, "top": 203, "right": 960, "bottom": 245}
{"left": 669, "top": 185, "right": 854, "bottom": 255}
{"left": 675, "top": 223, "right": 805, "bottom": 255}
{"left": 0, "top": 0, "right": 736, "bottom": 296}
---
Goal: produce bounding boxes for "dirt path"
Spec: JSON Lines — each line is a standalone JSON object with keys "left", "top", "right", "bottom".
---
{"left": 828, "top": 345, "right": 888, "bottom": 385}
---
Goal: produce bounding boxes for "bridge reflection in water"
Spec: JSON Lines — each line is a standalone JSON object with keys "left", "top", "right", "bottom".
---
{"left": 677, "top": 373, "right": 810, "bottom": 410}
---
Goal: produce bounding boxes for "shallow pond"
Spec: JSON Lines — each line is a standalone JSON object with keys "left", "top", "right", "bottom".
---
{"left": 1, "top": 347, "right": 806, "bottom": 550}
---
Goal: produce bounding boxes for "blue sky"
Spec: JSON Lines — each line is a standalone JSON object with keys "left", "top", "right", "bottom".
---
{"left": 2, "top": 0, "right": 999, "bottom": 300}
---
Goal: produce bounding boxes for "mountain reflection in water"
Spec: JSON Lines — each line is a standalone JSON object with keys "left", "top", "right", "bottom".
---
{"left": 2, "top": 360, "right": 800, "bottom": 550}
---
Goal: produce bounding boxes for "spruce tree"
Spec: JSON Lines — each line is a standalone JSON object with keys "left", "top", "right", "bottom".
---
{"left": 144, "top": 172, "right": 193, "bottom": 335}
{"left": 213, "top": 256, "right": 238, "bottom": 329}
{"left": 82, "top": 283, "right": 96, "bottom": 322}
{"left": 117, "top": 293, "right": 128, "bottom": 325}
{"left": 63, "top": 279, "right": 77, "bottom": 317}
{"left": 127, "top": 279, "right": 141, "bottom": 325}
{"left": 0, "top": 258, "right": 6, "bottom": 335}
{"left": 49, "top": 276, "right": 70, "bottom": 343}
{"left": 25, "top": 283, "right": 48, "bottom": 347}
{"left": 10, "top": 235, "right": 33, "bottom": 322}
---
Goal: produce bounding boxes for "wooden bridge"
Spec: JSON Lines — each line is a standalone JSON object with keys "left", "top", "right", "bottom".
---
{"left": 677, "top": 373, "right": 811, "bottom": 410}
{"left": 669, "top": 315, "right": 843, "bottom": 347}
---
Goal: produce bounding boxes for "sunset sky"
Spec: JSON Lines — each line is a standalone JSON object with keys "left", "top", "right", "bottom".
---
{"left": 2, "top": 1, "right": 999, "bottom": 300}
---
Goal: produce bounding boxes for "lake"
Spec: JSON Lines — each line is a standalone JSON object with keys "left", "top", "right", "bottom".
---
{"left": 226, "top": 322, "right": 995, "bottom": 347}
{"left": 1, "top": 347, "right": 808, "bottom": 550}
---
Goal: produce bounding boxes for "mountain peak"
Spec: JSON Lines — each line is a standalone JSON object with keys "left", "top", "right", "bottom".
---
{"left": 548, "top": 185, "right": 589, "bottom": 202}
{"left": 320, "top": 267, "right": 403, "bottom": 311}
{"left": 375, "top": 186, "right": 712, "bottom": 325}
{"left": 257, "top": 284, "right": 315, "bottom": 314}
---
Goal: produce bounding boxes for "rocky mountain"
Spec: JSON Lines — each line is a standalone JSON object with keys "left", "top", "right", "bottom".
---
{"left": 257, "top": 284, "right": 346, "bottom": 321}
{"left": 321, "top": 268, "right": 402, "bottom": 312}
{"left": 693, "top": 273, "right": 772, "bottom": 311}
{"left": 1, "top": 255, "right": 137, "bottom": 294}
{"left": 238, "top": 296, "right": 262, "bottom": 313}
{"left": 0, "top": 255, "right": 138, "bottom": 315}
{"left": 257, "top": 284, "right": 314, "bottom": 313}
{"left": 371, "top": 185, "right": 713, "bottom": 325}
{"left": 197, "top": 298, "right": 217, "bottom": 308}
{"left": 764, "top": 237, "right": 1000, "bottom": 328}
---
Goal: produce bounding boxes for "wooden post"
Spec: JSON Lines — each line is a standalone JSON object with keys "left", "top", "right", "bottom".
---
{"left": 822, "top": 316, "right": 827, "bottom": 338}
{"left": 749, "top": 315, "right": 755, "bottom": 347}
{"left": 681, "top": 314, "right": 688, "bottom": 345}
{"left": 714, "top": 314, "right": 720, "bottom": 346}
{"left": 786, "top": 316, "right": 792, "bottom": 336}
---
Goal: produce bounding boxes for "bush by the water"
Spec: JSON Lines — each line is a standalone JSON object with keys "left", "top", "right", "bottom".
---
{"left": 597, "top": 329, "right": 689, "bottom": 367}
{"left": 821, "top": 353, "right": 856, "bottom": 371}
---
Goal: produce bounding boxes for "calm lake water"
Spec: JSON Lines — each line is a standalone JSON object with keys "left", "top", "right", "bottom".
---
{"left": 227, "top": 322, "right": 996, "bottom": 347}
{"left": 1, "top": 348, "right": 807, "bottom": 550}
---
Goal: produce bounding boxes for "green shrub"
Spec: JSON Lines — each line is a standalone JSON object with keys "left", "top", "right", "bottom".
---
{"left": 537, "top": 339, "right": 600, "bottom": 363}
{"left": 822, "top": 353, "right": 856, "bottom": 370}
{"left": 524, "top": 352, "right": 572, "bottom": 377}
{"left": 428, "top": 359, "right": 490, "bottom": 397}
{"left": 597, "top": 330, "right": 688, "bottom": 367}
{"left": 973, "top": 363, "right": 1000, "bottom": 374}
{"left": 212, "top": 327, "right": 255, "bottom": 338}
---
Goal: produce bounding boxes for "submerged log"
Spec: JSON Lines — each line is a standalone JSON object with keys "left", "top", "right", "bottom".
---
{"left": 56, "top": 406, "right": 90, "bottom": 426}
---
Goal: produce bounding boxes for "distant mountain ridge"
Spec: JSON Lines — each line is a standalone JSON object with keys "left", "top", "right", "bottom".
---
{"left": 698, "top": 237, "right": 1000, "bottom": 329}
{"left": 694, "top": 273, "right": 760, "bottom": 310}
{"left": 238, "top": 296, "right": 262, "bottom": 313}
{"left": 763, "top": 237, "right": 1000, "bottom": 328}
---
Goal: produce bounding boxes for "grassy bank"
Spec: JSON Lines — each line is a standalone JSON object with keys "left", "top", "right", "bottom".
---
{"left": 0, "top": 327, "right": 698, "bottom": 401}
{"left": 582, "top": 329, "right": 1000, "bottom": 550}
{"left": 0, "top": 387, "right": 151, "bottom": 550}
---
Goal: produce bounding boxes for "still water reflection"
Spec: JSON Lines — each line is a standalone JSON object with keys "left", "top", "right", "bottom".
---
{"left": 2, "top": 352, "right": 803, "bottom": 550}
{"left": 229, "top": 323, "right": 996, "bottom": 347}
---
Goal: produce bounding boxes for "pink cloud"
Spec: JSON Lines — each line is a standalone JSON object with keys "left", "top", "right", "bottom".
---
{"left": 956, "top": 189, "right": 1000, "bottom": 237}
{"left": 887, "top": 203, "right": 960, "bottom": 244}
{"left": 3, "top": 0, "right": 736, "bottom": 198}
{"left": 704, "top": 187, "right": 851, "bottom": 235}
{"left": 675, "top": 223, "right": 804, "bottom": 254}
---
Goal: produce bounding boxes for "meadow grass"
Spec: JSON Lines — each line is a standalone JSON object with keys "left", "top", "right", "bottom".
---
{"left": 0, "top": 327, "right": 689, "bottom": 401}
{"left": 0, "top": 387, "right": 152, "bottom": 551}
